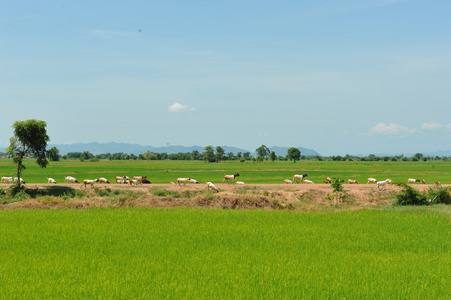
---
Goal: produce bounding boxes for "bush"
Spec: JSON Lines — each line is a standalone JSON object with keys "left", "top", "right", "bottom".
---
{"left": 426, "top": 187, "right": 451, "bottom": 205}
{"left": 151, "top": 187, "right": 168, "bottom": 197}
{"left": 394, "top": 183, "right": 428, "bottom": 205}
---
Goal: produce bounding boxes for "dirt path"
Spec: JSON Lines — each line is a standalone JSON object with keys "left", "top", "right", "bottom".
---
{"left": 2, "top": 182, "right": 440, "bottom": 207}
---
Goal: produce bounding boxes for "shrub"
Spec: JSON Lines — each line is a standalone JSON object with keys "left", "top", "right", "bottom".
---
{"left": 426, "top": 187, "right": 451, "bottom": 205}
{"left": 393, "top": 182, "right": 427, "bottom": 205}
{"left": 151, "top": 187, "right": 168, "bottom": 197}
{"left": 170, "top": 191, "right": 181, "bottom": 198}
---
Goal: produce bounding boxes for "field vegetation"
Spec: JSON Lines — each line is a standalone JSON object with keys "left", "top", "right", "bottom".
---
{"left": 0, "top": 208, "right": 449, "bottom": 298}
{"left": 2, "top": 159, "right": 451, "bottom": 185}
{"left": 0, "top": 159, "right": 450, "bottom": 298}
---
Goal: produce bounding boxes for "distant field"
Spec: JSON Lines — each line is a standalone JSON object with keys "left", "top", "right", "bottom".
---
{"left": 1, "top": 159, "right": 451, "bottom": 184}
{"left": 0, "top": 208, "right": 449, "bottom": 298}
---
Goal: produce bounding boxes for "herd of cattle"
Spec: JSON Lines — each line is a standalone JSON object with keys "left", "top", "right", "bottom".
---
{"left": 0, "top": 172, "right": 443, "bottom": 191}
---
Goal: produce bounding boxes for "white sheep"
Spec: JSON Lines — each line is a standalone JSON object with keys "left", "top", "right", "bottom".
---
{"left": 188, "top": 179, "right": 199, "bottom": 184}
{"left": 304, "top": 179, "right": 314, "bottom": 184}
{"left": 236, "top": 181, "right": 245, "bottom": 185}
{"left": 348, "top": 179, "right": 359, "bottom": 184}
{"left": 284, "top": 179, "right": 293, "bottom": 184}
{"left": 206, "top": 182, "right": 219, "bottom": 193}
{"left": 222, "top": 173, "right": 240, "bottom": 184}
{"left": 47, "top": 178, "right": 57, "bottom": 184}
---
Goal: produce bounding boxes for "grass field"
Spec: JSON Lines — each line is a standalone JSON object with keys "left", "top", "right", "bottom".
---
{"left": 2, "top": 159, "right": 451, "bottom": 184}
{"left": 0, "top": 208, "right": 449, "bottom": 299}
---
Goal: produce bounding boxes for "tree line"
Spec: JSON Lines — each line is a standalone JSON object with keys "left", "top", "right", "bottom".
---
{"left": 32, "top": 146, "right": 449, "bottom": 163}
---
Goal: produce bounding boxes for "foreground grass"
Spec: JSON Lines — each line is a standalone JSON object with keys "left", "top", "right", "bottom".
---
{"left": 0, "top": 208, "right": 449, "bottom": 298}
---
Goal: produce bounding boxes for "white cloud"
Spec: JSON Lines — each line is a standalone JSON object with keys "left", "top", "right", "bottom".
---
{"left": 168, "top": 102, "right": 195, "bottom": 113}
{"left": 421, "top": 122, "right": 442, "bottom": 130}
{"left": 369, "top": 122, "right": 417, "bottom": 136}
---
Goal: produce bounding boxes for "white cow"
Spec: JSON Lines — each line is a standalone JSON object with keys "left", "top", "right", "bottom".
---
{"left": 292, "top": 174, "right": 308, "bottom": 183}
{"left": 176, "top": 178, "right": 191, "bottom": 186}
{"left": 206, "top": 182, "right": 219, "bottom": 193}
{"left": 65, "top": 176, "right": 79, "bottom": 183}
{"left": 367, "top": 178, "right": 377, "bottom": 184}
{"left": 377, "top": 180, "right": 388, "bottom": 189}
{"left": 1, "top": 176, "right": 13, "bottom": 183}
{"left": 81, "top": 179, "right": 98, "bottom": 189}
{"left": 222, "top": 173, "right": 240, "bottom": 184}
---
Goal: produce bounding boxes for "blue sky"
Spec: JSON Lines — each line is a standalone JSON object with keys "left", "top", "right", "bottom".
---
{"left": 1, "top": 0, "right": 450, "bottom": 155}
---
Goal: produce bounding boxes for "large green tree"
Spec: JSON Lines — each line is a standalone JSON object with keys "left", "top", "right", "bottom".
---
{"left": 203, "top": 145, "right": 215, "bottom": 162}
{"left": 215, "top": 146, "right": 225, "bottom": 162}
{"left": 47, "top": 146, "right": 60, "bottom": 161}
{"left": 287, "top": 147, "right": 301, "bottom": 163}
{"left": 6, "top": 119, "right": 50, "bottom": 185}
{"left": 255, "top": 145, "right": 270, "bottom": 161}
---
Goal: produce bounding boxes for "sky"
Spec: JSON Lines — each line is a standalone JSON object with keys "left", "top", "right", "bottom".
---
{"left": 1, "top": 0, "right": 451, "bottom": 156}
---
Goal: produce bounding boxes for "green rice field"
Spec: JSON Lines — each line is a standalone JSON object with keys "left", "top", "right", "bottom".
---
{"left": 0, "top": 208, "right": 449, "bottom": 298}
{"left": 1, "top": 159, "right": 451, "bottom": 184}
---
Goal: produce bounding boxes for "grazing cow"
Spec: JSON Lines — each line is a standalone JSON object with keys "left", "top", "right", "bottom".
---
{"left": 206, "top": 182, "right": 219, "bottom": 193}
{"left": 81, "top": 179, "right": 98, "bottom": 189}
{"left": 222, "top": 173, "right": 240, "bottom": 184}
{"left": 129, "top": 179, "right": 140, "bottom": 186}
{"left": 377, "top": 180, "right": 389, "bottom": 189}
{"left": 176, "top": 178, "right": 191, "bottom": 186}
{"left": 14, "top": 177, "right": 25, "bottom": 184}
{"left": 115, "top": 176, "right": 130, "bottom": 184}
{"left": 407, "top": 178, "right": 420, "bottom": 184}
{"left": 292, "top": 174, "right": 308, "bottom": 183}
{"left": 65, "top": 176, "right": 79, "bottom": 184}
{"left": 99, "top": 177, "right": 110, "bottom": 184}
{"left": 367, "top": 178, "right": 377, "bottom": 184}
{"left": 1, "top": 176, "right": 13, "bottom": 183}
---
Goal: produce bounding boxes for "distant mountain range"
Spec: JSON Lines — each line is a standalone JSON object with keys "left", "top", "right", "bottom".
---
{"left": 39, "top": 142, "right": 321, "bottom": 157}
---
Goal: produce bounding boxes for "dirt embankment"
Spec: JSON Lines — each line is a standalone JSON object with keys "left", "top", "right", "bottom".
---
{"left": 1, "top": 182, "right": 441, "bottom": 211}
